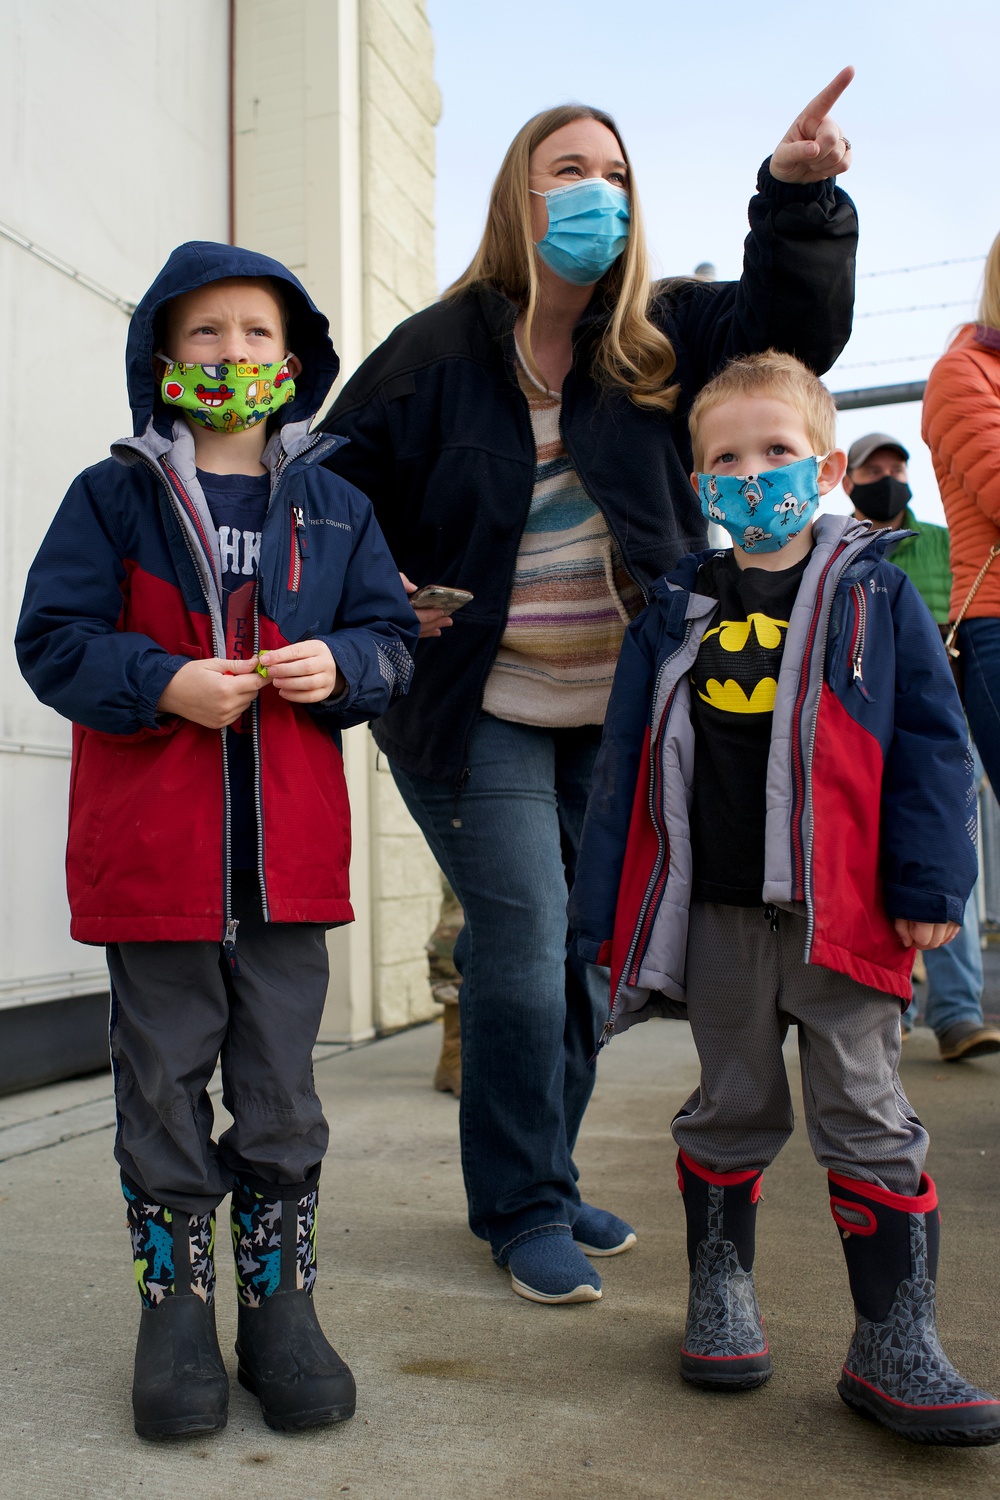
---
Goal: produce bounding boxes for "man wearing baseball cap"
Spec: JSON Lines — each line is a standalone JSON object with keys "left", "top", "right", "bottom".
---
{"left": 845, "top": 433, "right": 1000, "bottom": 1062}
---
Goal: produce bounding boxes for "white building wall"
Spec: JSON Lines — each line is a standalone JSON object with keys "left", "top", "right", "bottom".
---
{"left": 0, "top": 1, "right": 230, "bottom": 1013}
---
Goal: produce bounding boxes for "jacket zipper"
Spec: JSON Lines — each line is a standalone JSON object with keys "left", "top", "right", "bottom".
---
{"left": 791, "top": 540, "right": 884, "bottom": 961}
{"left": 599, "top": 627, "right": 691, "bottom": 1047}
{"left": 253, "top": 451, "right": 296, "bottom": 920}
{"left": 788, "top": 542, "right": 850, "bottom": 903}
{"left": 850, "top": 583, "right": 872, "bottom": 701}
{"left": 156, "top": 456, "right": 240, "bottom": 969}
{"left": 251, "top": 588, "right": 269, "bottom": 922}
{"left": 288, "top": 505, "right": 307, "bottom": 592}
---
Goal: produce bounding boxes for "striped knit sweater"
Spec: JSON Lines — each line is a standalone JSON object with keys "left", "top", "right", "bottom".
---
{"left": 482, "top": 359, "right": 644, "bottom": 727}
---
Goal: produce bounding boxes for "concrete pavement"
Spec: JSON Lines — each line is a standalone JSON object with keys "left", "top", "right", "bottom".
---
{"left": 2, "top": 1016, "right": 999, "bottom": 1500}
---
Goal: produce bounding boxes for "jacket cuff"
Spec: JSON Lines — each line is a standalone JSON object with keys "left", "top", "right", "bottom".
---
{"left": 306, "top": 677, "right": 351, "bottom": 715}
{"left": 756, "top": 157, "right": 836, "bottom": 207}
{"left": 882, "top": 883, "right": 966, "bottom": 927}
{"left": 137, "top": 653, "right": 193, "bottom": 730}
{"left": 575, "top": 935, "right": 606, "bottom": 966}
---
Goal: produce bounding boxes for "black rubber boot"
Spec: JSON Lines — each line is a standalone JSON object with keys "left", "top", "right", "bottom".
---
{"left": 676, "top": 1151, "right": 772, "bottom": 1391}
{"left": 123, "top": 1182, "right": 228, "bottom": 1440}
{"left": 831, "top": 1171, "right": 1000, "bottom": 1446}
{"left": 231, "top": 1177, "right": 356, "bottom": 1431}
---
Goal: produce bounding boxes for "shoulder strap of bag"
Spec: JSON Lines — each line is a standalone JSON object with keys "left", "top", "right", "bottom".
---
{"left": 945, "top": 542, "right": 1000, "bottom": 659}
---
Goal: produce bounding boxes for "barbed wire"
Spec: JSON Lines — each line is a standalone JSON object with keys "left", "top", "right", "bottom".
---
{"left": 857, "top": 255, "right": 985, "bottom": 279}
{"left": 835, "top": 352, "right": 941, "bottom": 371}
{"left": 856, "top": 299, "right": 974, "bottom": 320}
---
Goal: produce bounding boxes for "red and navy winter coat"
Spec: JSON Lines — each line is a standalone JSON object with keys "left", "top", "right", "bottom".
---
{"left": 569, "top": 515, "right": 977, "bottom": 1034}
{"left": 15, "top": 242, "right": 418, "bottom": 945}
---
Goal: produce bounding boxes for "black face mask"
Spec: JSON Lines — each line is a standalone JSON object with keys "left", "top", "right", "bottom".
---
{"left": 850, "top": 475, "right": 912, "bottom": 523}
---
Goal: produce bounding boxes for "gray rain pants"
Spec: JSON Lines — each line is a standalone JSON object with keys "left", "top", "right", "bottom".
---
{"left": 671, "top": 902, "right": 927, "bottom": 1197}
{"left": 108, "top": 875, "right": 331, "bottom": 1216}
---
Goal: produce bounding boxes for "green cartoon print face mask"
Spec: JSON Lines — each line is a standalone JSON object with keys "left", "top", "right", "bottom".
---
{"left": 159, "top": 358, "right": 296, "bottom": 433}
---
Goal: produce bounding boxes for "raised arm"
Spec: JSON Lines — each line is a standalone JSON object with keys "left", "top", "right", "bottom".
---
{"left": 664, "top": 68, "right": 858, "bottom": 394}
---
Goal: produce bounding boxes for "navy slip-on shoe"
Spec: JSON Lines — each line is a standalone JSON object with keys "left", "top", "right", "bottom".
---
{"left": 506, "top": 1231, "right": 602, "bottom": 1304}
{"left": 573, "top": 1204, "right": 637, "bottom": 1257}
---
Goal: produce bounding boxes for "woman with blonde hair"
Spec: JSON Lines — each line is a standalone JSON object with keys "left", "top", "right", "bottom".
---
{"left": 320, "top": 74, "right": 857, "bottom": 1304}
{"left": 922, "top": 233, "right": 1000, "bottom": 792}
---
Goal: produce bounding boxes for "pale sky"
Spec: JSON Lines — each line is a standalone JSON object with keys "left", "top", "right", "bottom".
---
{"left": 426, "top": 0, "right": 1000, "bottom": 525}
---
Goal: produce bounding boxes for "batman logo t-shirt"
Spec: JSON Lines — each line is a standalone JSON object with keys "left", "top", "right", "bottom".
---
{"left": 689, "top": 549, "right": 810, "bottom": 905}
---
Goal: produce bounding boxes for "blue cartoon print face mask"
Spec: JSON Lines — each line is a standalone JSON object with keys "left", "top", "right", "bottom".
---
{"left": 530, "top": 178, "right": 630, "bottom": 286}
{"left": 697, "top": 455, "right": 827, "bottom": 554}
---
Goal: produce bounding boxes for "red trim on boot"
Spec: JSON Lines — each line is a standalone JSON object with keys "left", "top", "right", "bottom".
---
{"left": 678, "top": 1150, "right": 761, "bottom": 1188}
{"left": 841, "top": 1366, "right": 997, "bottom": 1413}
{"left": 827, "top": 1170, "right": 938, "bottom": 1216}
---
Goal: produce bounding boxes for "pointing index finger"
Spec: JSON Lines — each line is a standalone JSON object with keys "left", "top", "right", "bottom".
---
{"left": 799, "top": 65, "right": 855, "bottom": 124}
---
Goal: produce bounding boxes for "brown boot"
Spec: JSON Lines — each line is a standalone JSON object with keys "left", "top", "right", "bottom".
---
{"left": 433, "top": 1003, "right": 461, "bottom": 1097}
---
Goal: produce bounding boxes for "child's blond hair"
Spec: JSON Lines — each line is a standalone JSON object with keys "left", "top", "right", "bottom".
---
{"left": 688, "top": 350, "right": 837, "bottom": 470}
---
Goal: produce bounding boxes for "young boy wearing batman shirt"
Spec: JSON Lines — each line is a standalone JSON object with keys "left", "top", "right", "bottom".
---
{"left": 570, "top": 351, "right": 1000, "bottom": 1445}
{"left": 16, "top": 244, "right": 418, "bottom": 1440}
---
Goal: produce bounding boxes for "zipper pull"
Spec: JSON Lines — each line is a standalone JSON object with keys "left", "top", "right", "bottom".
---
{"left": 594, "top": 1017, "right": 616, "bottom": 1057}
{"left": 224, "top": 917, "right": 241, "bottom": 976}
{"left": 294, "top": 506, "right": 309, "bottom": 556}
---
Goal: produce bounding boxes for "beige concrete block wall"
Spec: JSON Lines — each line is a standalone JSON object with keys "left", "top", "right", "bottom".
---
{"left": 360, "top": 0, "right": 439, "bottom": 339}
{"left": 360, "top": 0, "right": 443, "bottom": 1032}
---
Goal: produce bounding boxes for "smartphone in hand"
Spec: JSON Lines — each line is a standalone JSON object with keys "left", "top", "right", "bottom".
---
{"left": 408, "top": 585, "right": 474, "bottom": 612}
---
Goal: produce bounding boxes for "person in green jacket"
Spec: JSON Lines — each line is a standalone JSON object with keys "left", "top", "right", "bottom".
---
{"left": 845, "top": 432, "right": 1000, "bottom": 1061}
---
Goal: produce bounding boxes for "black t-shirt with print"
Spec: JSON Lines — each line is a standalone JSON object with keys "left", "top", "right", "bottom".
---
{"left": 689, "top": 548, "right": 811, "bottom": 906}
{"left": 198, "top": 469, "right": 271, "bottom": 872}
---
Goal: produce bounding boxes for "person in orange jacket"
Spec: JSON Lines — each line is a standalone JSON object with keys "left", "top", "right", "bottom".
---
{"left": 922, "top": 232, "right": 1000, "bottom": 795}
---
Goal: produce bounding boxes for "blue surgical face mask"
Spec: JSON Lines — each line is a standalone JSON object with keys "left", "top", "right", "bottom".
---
{"left": 530, "top": 178, "right": 630, "bottom": 286}
{"left": 698, "top": 455, "right": 828, "bottom": 554}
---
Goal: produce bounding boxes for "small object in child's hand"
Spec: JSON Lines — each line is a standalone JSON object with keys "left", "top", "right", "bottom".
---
{"left": 256, "top": 659, "right": 269, "bottom": 677}
{"left": 408, "top": 585, "right": 474, "bottom": 612}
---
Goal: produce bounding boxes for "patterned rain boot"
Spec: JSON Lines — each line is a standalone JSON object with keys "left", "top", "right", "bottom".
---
{"left": 231, "top": 1176, "right": 356, "bottom": 1431}
{"left": 831, "top": 1171, "right": 1000, "bottom": 1445}
{"left": 676, "top": 1151, "right": 772, "bottom": 1390}
{"left": 124, "top": 1180, "right": 228, "bottom": 1440}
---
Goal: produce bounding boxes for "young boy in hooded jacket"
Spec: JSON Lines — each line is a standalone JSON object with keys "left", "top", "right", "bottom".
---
{"left": 570, "top": 351, "right": 1000, "bottom": 1446}
{"left": 16, "top": 243, "right": 418, "bottom": 1440}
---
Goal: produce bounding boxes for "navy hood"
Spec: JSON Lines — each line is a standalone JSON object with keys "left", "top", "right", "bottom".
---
{"left": 126, "top": 241, "right": 340, "bottom": 437}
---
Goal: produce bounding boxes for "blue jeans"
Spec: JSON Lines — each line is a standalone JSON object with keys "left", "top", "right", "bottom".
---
{"left": 960, "top": 617, "right": 1000, "bottom": 791}
{"left": 903, "top": 736, "right": 986, "bottom": 1037}
{"left": 389, "top": 713, "right": 608, "bottom": 1261}
{"left": 904, "top": 891, "right": 984, "bottom": 1036}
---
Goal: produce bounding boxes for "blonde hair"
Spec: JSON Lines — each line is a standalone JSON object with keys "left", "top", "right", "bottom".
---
{"left": 978, "top": 230, "right": 1000, "bottom": 331}
{"left": 688, "top": 350, "right": 837, "bottom": 470}
{"left": 443, "top": 105, "right": 680, "bottom": 414}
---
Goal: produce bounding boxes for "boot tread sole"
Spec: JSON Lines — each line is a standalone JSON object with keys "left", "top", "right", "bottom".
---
{"left": 838, "top": 1373, "right": 1000, "bottom": 1446}
{"left": 680, "top": 1348, "right": 772, "bottom": 1391}
{"left": 134, "top": 1413, "right": 228, "bottom": 1440}
{"left": 237, "top": 1364, "right": 356, "bottom": 1427}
